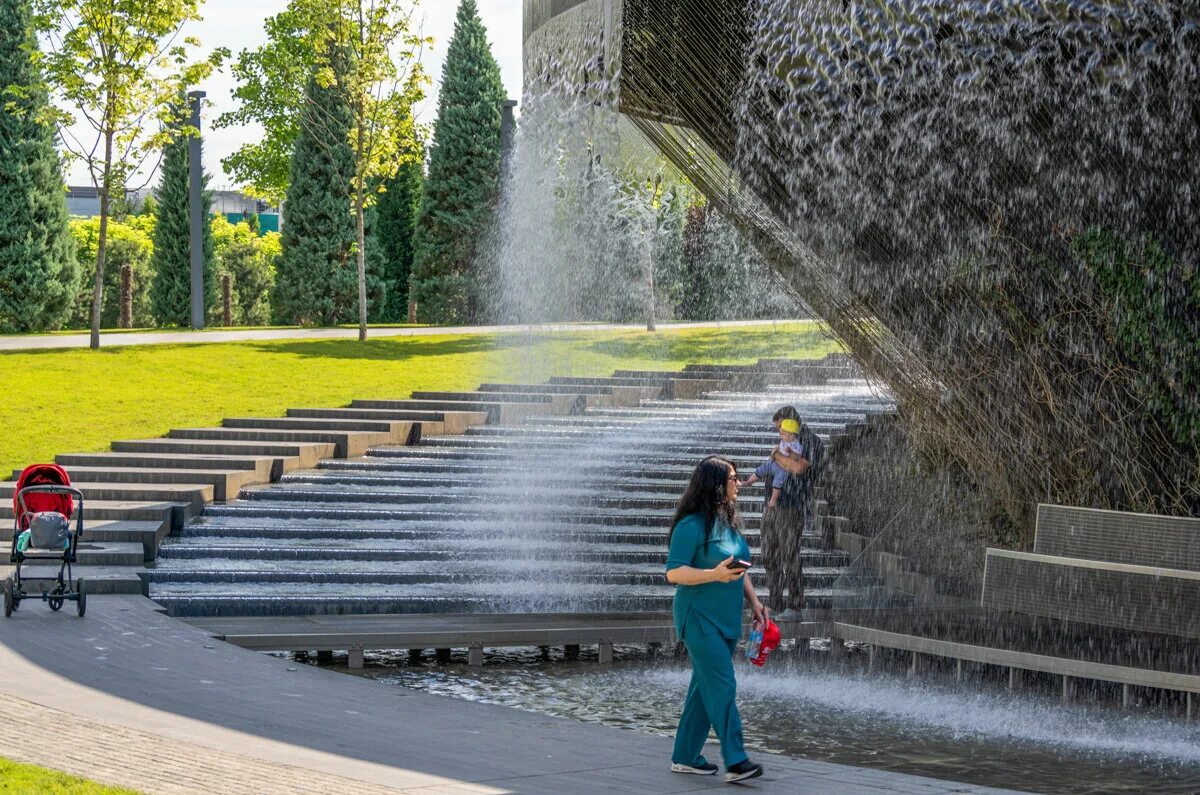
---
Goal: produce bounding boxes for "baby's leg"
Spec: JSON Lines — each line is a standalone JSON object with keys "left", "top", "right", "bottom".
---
{"left": 768, "top": 487, "right": 781, "bottom": 508}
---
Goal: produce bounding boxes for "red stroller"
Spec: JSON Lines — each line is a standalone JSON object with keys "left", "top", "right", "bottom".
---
{"left": 4, "top": 464, "right": 86, "bottom": 617}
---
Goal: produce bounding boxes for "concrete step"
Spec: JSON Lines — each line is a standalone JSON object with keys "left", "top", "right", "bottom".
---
{"left": 145, "top": 568, "right": 866, "bottom": 589}
{"left": 1, "top": 480, "right": 211, "bottom": 514}
{"left": 199, "top": 502, "right": 776, "bottom": 531}
{"left": 38, "top": 466, "right": 260, "bottom": 502}
{"left": 349, "top": 399, "right": 545, "bottom": 426}
{"left": 110, "top": 439, "right": 335, "bottom": 472}
{"left": 4, "top": 540, "right": 145, "bottom": 567}
{"left": 11, "top": 565, "right": 145, "bottom": 595}
{"left": 1, "top": 514, "right": 175, "bottom": 560}
{"left": 166, "top": 428, "right": 391, "bottom": 458}
{"left": 158, "top": 543, "right": 840, "bottom": 565}
{"left": 287, "top": 408, "right": 489, "bottom": 435}
{"left": 410, "top": 391, "right": 593, "bottom": 413}
{"left": 151, "top": 588, "right": 860, "bottom": 618}
{"left": 57, "top": 452, "right": 276, "bottom": 482}
{"left": 220, "top": 416, "right": 423, "bottom": 445}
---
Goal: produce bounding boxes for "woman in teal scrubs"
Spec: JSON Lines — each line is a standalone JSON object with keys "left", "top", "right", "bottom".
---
{"left": 665, "top": 455, "right": 767, "bottom": 783}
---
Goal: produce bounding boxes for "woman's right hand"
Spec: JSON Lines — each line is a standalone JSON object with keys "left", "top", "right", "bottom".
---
{"left": 710, "top": 556, "right": 745, "bottom": 583}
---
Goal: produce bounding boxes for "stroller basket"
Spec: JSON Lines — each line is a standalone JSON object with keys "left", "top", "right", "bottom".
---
{"left": 28, "top": 512, "right": 71, "bottom": 549}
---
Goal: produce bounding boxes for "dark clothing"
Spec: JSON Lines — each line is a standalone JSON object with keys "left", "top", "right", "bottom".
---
{"left": 761, "top": 503, "right": 805, "bottom": 611}
{"left": 760, "top": 424, "right": 824, "bottom": 611}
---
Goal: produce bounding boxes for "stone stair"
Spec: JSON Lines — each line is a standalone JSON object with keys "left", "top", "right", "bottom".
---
{"left": 145, "top": 355, "right": 901, "bottom": 617}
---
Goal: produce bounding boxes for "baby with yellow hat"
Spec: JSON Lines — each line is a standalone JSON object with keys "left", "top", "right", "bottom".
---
{"left": 739, "top": 418, "right": 804, "bottom": 508}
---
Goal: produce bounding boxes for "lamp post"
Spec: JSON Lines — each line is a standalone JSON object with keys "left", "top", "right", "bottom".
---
{"left": 188, "top": 90, "right": 206, "bottom": 330}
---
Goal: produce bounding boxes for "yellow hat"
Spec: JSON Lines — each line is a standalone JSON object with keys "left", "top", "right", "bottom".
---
{"left": 780, "top": 419, "right": 800, "bottom": 434}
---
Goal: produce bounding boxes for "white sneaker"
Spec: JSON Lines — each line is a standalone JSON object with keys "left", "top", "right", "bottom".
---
{"left": 670, "top": 761, "right": 719, "bottom": 775}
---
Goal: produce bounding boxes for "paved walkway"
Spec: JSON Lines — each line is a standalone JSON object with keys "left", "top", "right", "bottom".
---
{"left": 0, "top": 320, "right": 796, "bottom": 352}
{"left": 0, "top": 596, "right": 1030, "bottom": 794}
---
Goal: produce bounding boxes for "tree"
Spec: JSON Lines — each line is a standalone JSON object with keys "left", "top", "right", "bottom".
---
{"left": 35, "top": 0, "right": 224, "bottom": 348}
{"left": 211, "top": 216, "right": 278, "bottom": 325}
{"left": 149, "top": 127, "right": 214, "bottom": 326}
{"left": 272, "top": 63, "right": 358, "bottom": 326}
{"left": 375, "top": 132, "right": 423, "bottom": 322}
{"left": 410, "top": 0, "right": 505, "bottom": 324}
{"left": 0, "top": 0, "right": 77, "bottom": 332}
{"left": 300, "top": 0, "right": 427, "bottom": 340}
{"left": 217, "top": 4, "right": 316, "bottom": 205}
{"left": 68, "top": 217, "right": 154, "bottom": 328}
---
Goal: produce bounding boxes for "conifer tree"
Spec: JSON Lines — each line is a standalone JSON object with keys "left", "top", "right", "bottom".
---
{"left": 272, "top": 63, "right": 358, "bottom": 326}
{"left": 150, "top": 131, "right": 215, "bottom": 326}
{"left": 376, "top": 135, "right": 424, "bottom": 322}
{"left": 0, "top": 0, "right": 78, "bottom": 332}
{"left": 410, "top": 0, "right": 505, "bottom": 324}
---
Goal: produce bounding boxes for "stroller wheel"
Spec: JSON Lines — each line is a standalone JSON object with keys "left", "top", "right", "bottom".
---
{"left": 48, "top": 584, "right": 64, "bottom": 612}
{"left": 3, "top": 578, "right": 12, "bottom": 618}
{"left": 76, "top": 580, "right": 87, "bottom": 617}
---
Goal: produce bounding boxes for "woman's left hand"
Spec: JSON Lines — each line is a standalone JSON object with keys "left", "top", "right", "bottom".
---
{"left": 750, "top": 599, "right": 769, "bottom": 624}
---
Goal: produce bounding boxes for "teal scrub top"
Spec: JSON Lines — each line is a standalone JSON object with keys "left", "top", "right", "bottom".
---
{"left": 665, "top": 512, "right": 751, "bottom": 640}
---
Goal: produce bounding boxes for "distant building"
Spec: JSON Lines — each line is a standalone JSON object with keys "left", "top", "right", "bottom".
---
{"left": 66, "top": 185, "right": 281, "bottom": 235}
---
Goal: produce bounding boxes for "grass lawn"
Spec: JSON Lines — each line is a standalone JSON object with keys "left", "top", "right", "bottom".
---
{"left": 0, "top": 321, "right": 840, "bottom": 474}
{"left": 0, "top": 757, "right": 140, "bottom": 794}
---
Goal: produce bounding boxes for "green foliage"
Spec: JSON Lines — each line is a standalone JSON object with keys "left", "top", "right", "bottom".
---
{"left": 411, "top": 0, "right": 506, "bottom": 324}
{"left": 272, "top": 64, "right": 358, "bottom": 325}
{"left": 149, "top": 131, "right": 215, "bottom": 327}
{"left": 0, "top": 0, "right": 77, "bottom": 332}
{"left": 211, "top": 216, "right": 278, "bottom": 326}
{"left": 376, "top": 137, "right": 424, "bottom": 321}
{"left": 652, "top": 186, "right": 687, "bottom": 322}
{"left": 35, "top": 0, "right": 225, "bottom": 346}
{"left": 678, "top": 205, "right": 797, "bottom": 321}
{"left": 68, "top": 218, "right": 154, "bottom": 328}
{"left": 296, "top": 0, "right": 428, "bottom": 339}
{"left": 217, "top": 4, "right": 316, "bottom": 204}
{"left": 1077, "top": 229, "right": 1200, "bottom": 452}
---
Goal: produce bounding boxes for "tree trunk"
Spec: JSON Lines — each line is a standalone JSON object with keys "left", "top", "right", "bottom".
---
{"left": 356, "top": 198, "right": 368, "bottom": 342}
{"left": 221, "top": 274, "right": 233, "bottom": 326}
{"left": 119, "top": 265, "right": 132, "bottom": 329}
{"left": 90, "top": 132, "right": 114, "bottom": 350}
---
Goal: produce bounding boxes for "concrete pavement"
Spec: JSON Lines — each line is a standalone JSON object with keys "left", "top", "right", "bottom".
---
{"left": 0, "top": 320, "right": 797, "bottom": 352}
{"left": 0, "top": 596, "right": 1030, "bottom": 794}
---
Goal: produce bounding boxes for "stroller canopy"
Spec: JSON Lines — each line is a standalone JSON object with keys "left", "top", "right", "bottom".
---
{"left": 13, "top": 464, "right": 74, "bottom": 530}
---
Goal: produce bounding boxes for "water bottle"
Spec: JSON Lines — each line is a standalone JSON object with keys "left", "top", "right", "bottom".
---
{"left": 745, "top": 622, "right": 763, "bottom": 661}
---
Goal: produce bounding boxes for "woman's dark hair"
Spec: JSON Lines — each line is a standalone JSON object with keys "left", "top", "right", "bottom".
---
{"left": 772, "top": 405, "right": 800, "bottom": 423}
{"left": 668, "top": 455, "right": 742, "bottom": 547}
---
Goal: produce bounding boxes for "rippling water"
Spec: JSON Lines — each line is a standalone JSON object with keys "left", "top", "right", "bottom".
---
{"left": 320, "top": 647, "right": 1200, "bottom": 794}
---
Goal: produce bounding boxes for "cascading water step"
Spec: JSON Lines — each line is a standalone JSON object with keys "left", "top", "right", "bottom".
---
{"left": 147, "top": 365, "right": 896, "bottom": 617}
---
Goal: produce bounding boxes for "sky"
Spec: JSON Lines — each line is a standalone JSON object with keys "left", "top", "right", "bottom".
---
{"left": 64, "top": 0, "right": 525, "bottom": 189}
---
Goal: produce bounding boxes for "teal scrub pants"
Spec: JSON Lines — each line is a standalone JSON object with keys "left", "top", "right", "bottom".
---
{"left": 671, "top": 618, "right": 747, "bottom": 768}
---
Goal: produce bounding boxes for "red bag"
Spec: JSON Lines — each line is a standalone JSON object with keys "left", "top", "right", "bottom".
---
{"left": 750, "top": 619, "right": 782, "bottom": 667}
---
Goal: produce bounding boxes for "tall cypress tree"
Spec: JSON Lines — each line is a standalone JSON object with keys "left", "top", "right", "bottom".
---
{"left": 150, "top": 130, "right": 215, "bottom": 326}
{"left": 273, "top": 60, "right": 357, "bottom": 326}
{"left": 376, "top": 135, "right": 424, "bottom": 322}
{"left": 410, "top": 0, "right": 505, "bottom": 324}
{"left": 0, "top": 0, "right": 77, "bottom": 332}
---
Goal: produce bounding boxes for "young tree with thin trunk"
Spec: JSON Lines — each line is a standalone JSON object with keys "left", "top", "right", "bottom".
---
{"left": 300, "top": 0, "right": 428, "bottom": 341}
{"left": 35, "top": 0, "right": 224, "bottom": 348}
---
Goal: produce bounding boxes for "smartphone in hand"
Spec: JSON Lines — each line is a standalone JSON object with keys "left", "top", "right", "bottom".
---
{"left": 726, "top": 559, "right": 752, "bottom": 571}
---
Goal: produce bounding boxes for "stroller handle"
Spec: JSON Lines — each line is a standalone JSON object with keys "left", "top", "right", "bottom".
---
{"left": 15, "top": 485, "right": 85, "bottom": 540}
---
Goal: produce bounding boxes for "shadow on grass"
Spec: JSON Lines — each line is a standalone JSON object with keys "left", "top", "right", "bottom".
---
{"left": 581, "top": 325, "right": 833, "bottom": 363}
{"left": 243, "top": 334, "right": 535, "bottom": 362}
